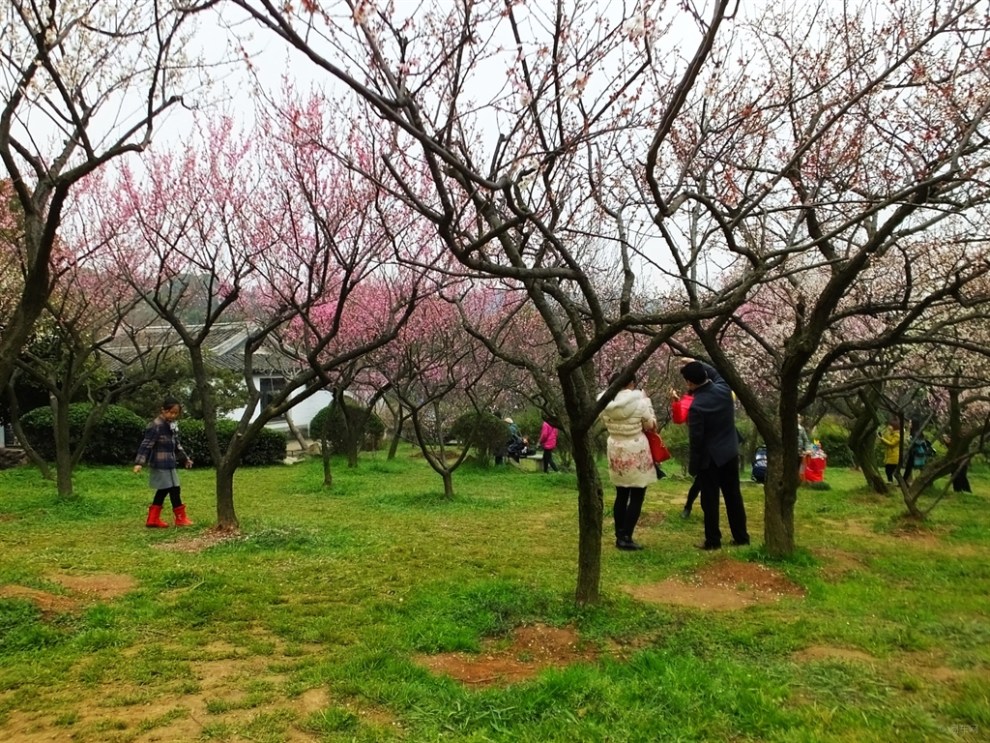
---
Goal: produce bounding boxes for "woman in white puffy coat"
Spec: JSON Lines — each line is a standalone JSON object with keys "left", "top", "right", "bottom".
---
{"left": 598, "top": 374, "right": 658, "bottom": 550}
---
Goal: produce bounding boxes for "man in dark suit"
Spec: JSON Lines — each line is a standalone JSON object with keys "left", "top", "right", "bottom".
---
{"left": 680, "top": 360, "right": 750, "bottom": 550}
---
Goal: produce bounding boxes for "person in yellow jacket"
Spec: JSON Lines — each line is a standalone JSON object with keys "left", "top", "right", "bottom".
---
{"left": 878, "top": 420, "right": 902, "bottom": 483}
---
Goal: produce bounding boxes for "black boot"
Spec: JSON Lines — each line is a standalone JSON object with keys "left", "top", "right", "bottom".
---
{"left": 616, "top": 532, "right": 644, "bottom": 551}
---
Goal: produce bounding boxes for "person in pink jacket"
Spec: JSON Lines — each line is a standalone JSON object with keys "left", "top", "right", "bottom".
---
{"left": 538, "top": 418, "right": 560, "bottom": 473}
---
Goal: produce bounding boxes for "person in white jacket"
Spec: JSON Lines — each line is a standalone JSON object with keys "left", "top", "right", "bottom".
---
{"left": 598, "top": 373, "right": 658, "bottom": 550}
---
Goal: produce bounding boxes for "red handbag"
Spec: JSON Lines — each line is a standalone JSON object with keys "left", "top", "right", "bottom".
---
{"left": 645, "top": 430, "right": 671, "bottom": 463}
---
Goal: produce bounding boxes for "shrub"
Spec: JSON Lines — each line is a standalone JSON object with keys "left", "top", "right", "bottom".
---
{"left": 309, "top": 400, "right": 385, "bottom": 454}
{"left": 815, "top": 418, "right": 853, "bottom": 467}
{"left": 176, "top": 419, "right": 287, "bottom": 467}
{"left": 449, "top": 411, "right": 507, "bottom": 463}
{"left": 19, "top": 403, "right": 146, "bottom": 465}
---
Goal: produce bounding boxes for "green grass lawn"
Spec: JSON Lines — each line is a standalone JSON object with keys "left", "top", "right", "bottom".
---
{"left": 0, "top": 450, "right": 987, "bottom": 742}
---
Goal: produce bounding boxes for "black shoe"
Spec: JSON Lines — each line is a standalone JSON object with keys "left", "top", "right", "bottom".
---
{"left": 680, "top": 508, "right": 691, "bottom": 520}
{"left": 616, "top": 537, "right": 644, "bottom": 551}
{"left": 730, "top": 539, "right": 750, "bottom": 546}
{"left": 696, "top": 541, "right": 721, "bottom": 551}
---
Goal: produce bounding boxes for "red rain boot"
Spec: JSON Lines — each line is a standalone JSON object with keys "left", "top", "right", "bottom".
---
{"left": 146, "top": 505, "right": 169, "bottom": 528}
{"left": 172, "top": 504, "right": 193, "bottom": 527}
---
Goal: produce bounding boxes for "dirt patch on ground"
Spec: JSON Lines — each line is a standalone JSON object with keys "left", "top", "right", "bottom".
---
{"left": 0, "top": 633, "right": 395, "bottom": 743}
{"left": 815, "top": 548, "right": 868, "bottom": 581}
{"left": 153, "top": 527, "right": 242, "bottom": 553}
{"left": 623, "top": 558, "right": 805, "bottom": 611}
{"left": 820, "top": 518, "right": 879, "bottom": 539}
{"left": 637, "top": 510, "right": 667, "bottom": 528}
{"left": 0, "top": 572, "right": 138, "bottom": 616}
{"left": 792, "top": 646, "right": 978, "bottom": 688}
{"left": 0, "top": 585, "right": 79, "bottom": 615}
{"left": 415, "top": 623, "right": 596, "bottom": 686}
{"left": 792, "top": 645, "right": 877, "bottom": 664}
{"left": 49, "top": 572, "right": 138, "bottom": 599}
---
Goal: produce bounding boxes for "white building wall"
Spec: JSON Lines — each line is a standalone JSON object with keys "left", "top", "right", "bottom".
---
{"left": 225, "top": 379, "right": 333, "bottom": 435}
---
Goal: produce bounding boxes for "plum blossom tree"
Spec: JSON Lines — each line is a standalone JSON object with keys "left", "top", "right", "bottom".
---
{"left": 9, "top": 240, "right": 160, "bottom": 498}
{"left": 226, "top": 0, "right": 990, "bottom": 591}
{"left": 225, "top": 0, "right": 765, "bottom": 603}
{"left": 83, "top": 113, "right": 430, "bottom": 530}
{"left": 0, "top": 0, "right": 216, "bottom": 394}
{"left": 666, "top": 1, "right": 990, "bottom": 556}
{"left": 371, "top": 292, "right": 505, "bottom": 499}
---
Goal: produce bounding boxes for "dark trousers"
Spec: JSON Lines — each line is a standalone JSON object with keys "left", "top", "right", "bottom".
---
{"left": 684, "top": 476, "right": 701, "bottom": 511}
{"left": 953, "top": 463, "right": 971, "bottom": 493}
{"left": 542, "top": 449, "right": 558, "bottom": 472}
{"left": 613, "top": 486, "right": 645, "bottom": 540}
{"left": 697, "top": 457, "right": 748, "bottom": 547}
{"left": 885, "top": 464, "right": 898, "bottom": 482}
{"left": 152, "top": 487, "right": 182, "bottom": 508}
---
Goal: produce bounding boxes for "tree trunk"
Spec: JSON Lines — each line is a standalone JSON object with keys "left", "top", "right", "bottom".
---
{"left": 763, "top": 389, "right": 799, "bottom": 558}
{"left": 557, "top": 365, "right": 603, "bottom": 606}
{"left": 284, "top": 411, "right": 308, "bottom": 450}
{"left": 52, "top": 398, "right": 75, "bottom": 498}
{"left": 322, "top": 439, "right": 333, "bottom": 489}
{"left": 215, "top": 461, "right": 240, "bottom": 531}
{"left": 442, "top": 470, "right": 454, "bottom": 500}
{"left": 848, "top": 403, "right": 888, "bottom": 494}
{"left": 320, "top": 408, "right": 333, "bottom": 487}
{"left": 7, "top": 387, "right": 51, "bottom": 480}
{"left": 54, "top": 452, "right": 74, "bottom": 499}
{"left": 762, "top": 447, "right": 796, "bottom": 557}
{"left": 387, "top": 426, "right": 401, "bottom": 460}
{"left": 570, "top": 427, "right": 603, "bottom": 605}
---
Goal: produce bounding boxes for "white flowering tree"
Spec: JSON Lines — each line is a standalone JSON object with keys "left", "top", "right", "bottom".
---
{"left": 0, "top": 0, "right": 217, "bottom": 395}
{"left": 669, "top": 1, "right": 990, "bottom": 554}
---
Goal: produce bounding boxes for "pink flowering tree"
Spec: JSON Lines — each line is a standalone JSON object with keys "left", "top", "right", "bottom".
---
{"left": 0, "top": 0, "right": 217, "bottom": 393}
{"left": 227, "top": 0, "right": 990, "bottom": 588}
{"left": 370, "top": 292, "right": 507, "bottom": 499}
{"left": 225, "top": 0, "right": 768, "bottom": 603}
{"left": 85, "top": 113, "right": 429, "bottom": 530}
{"left": 8, "top": 233, "right": 159, "bottom": 497}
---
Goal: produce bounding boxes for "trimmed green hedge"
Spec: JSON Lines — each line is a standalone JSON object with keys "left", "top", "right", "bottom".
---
{"left": 449, "top": 411, "right": 506, "bottom": 462}
{"left": 177, "top": 419, "right": 286, "bottom": 467}
{"left": 20, "top": 403, "right": 146, "bottom": 465}
{"left": 309, "top": 400, "right": 384, "bottom": 453}
{"left": 19, "top": 404, "right": 287, "bottom": 467}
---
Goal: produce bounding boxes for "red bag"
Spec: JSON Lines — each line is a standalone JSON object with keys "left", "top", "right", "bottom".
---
{"left": 645, "top": 430, "right": 671, "bottom": 463}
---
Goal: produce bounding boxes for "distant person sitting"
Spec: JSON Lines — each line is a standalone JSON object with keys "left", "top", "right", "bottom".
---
{"left": 503, "top": 418, "right": 523, "bottom": 463}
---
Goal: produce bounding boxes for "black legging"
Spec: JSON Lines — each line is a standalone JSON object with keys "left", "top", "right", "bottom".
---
{"left": 542, "top": 448, "right": 558, "bottom": 472}
{"left": 885, "top": 464, "right": 898, "bottom": 483}
{"left": 684, "top": 476, "right": 701, "bottom": 510}
{"left": 152, "top": 486, "right": 183, "bottom": 508}
{"left": 613, "top": 486, "right": 646, "bottom": 540}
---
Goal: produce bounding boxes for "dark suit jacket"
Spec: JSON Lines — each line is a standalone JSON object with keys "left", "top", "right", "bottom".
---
{"left": 687, "top": 363, "right": 739, "bottom": 475}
